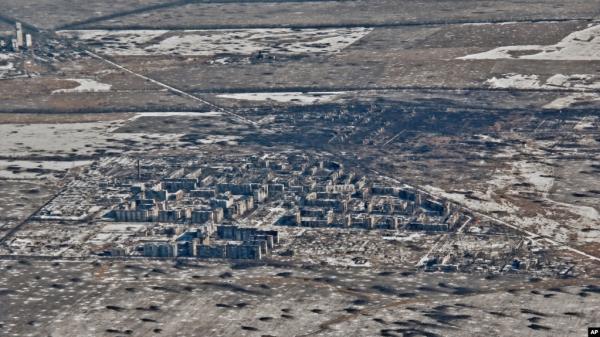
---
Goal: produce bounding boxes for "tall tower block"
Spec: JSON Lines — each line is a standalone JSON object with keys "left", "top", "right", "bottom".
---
{"left": 15, "top": 22, "right": 24, "bottom": 48}
{"left": 25, "top": 34, "right": 32, "bottom": 49}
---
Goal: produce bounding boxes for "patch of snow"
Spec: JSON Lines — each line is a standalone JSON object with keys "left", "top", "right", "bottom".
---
{"left": 460, "top": 23, "right": 492, "bottom": 26}
{"left": 486, "top": 73, "right": 600, "bottom": 91}
{"left": 196, "top": 135, "right": 241, "bottom": 145}
{"left": 491, "top": 147, "right": 519, "bottom": 159}
{"left": 128, "top": 111, "right": 223, "bottom": 121}
{"left": 36, "top": 214, "right": 88, "bottom": 221}
{"left": 486, "top": 74, "right": 541, "bottom": 89}
{"left": 498, "top": 21, "right": 520, "bottom": 26}
{"left": 0, "top": 62, "right": 14, "bottom": 70}
{"left": 101, "top": 223, "right": 146, "bottom": 232}
{"left": 546, "top": 74, "right": 600, "bottom": 90}
{"left": 459, "top": 24, "right": 600, "bottom": 60}
{"left": 210, "top": 57, "right": 231, "bottom": 65}
{"left": 512, "top": 161, "right": 554, "bottom": 195}
{"left": 217, "top": 92, "right": 346, "bottom": 105}
{"left": 573, "top": 116, "right": 597, "bottom": 130}
{"left": 382, "top": 232, "right": 423, "bottom": 241}
{"left": 52, "top": 78, "right": 112, "bottom": 94}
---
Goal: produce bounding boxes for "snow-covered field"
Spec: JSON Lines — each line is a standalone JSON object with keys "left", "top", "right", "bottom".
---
{"left": 483, "top": 73, "right": 600, "bottom": 109}
{"left": 57, "top": 28, "right": 373, "bottom": 56}
{"left": 52, "top": 78, "right": 112, "bottom": 94}
{"left": 0, "top": 111, "right": 241, "bottom": 162}
{"left": 217, "top": 92, "right": 346, "bottom": 105}
{"left": 459, "top": 24, "right": 600, "bottom": 61}
{"left": 0, "top": 122, "right": 116, "bottom": 157}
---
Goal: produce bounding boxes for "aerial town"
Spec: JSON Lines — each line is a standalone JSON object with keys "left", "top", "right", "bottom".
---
{"left": 1, "top": 152, "right": 582, "bottom": 278}
{"left": 4, "top": 153, "right": 459, "bottom": 259}
{"left": 1, "top": 1, "right": 599, "bottom": 337}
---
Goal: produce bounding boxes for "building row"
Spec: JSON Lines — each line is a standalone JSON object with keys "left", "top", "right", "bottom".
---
{"left": 141, "top": 225, "right": 279, "bottom": 260}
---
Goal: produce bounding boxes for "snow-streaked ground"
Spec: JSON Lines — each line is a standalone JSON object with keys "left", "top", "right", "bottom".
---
{"left": 486, "top": 73, "right": 600, "bottom": 91}
{"left": 0, "top": 53, "right": 16, "bottom": 78}
{"left": 459, "top": 24, "right": 600, "bottom": 60}
{"left": 57, "top": 28, "right": 373, "bottom": 56}
{"left": 425, "top": 147, "right": 599, "bottom": 245}
{"left": 573, "top": 116, "right": 598, "bottom": 130}
{"left": 0, "top": 159, "right": 91, "bottom": 179}
{"left": 217, "top": 92, "right": 347, "bottom": 105}
{"left": 458, "top": 24, "right": 600, "bottom": 108}
{"left": 0, "top": 61, "right": 14, "bottom": 70}
{"left": 543, "top": 93, "right": 600, "bottom": 109}
{"left": 511, "top": 160, "right": 554, "bottom": 196}
{"left": 424, "top": 185, "right": 517, "bottom": 214}
{"left": 52, "top": 78, "right": 112, "bottom": 94}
